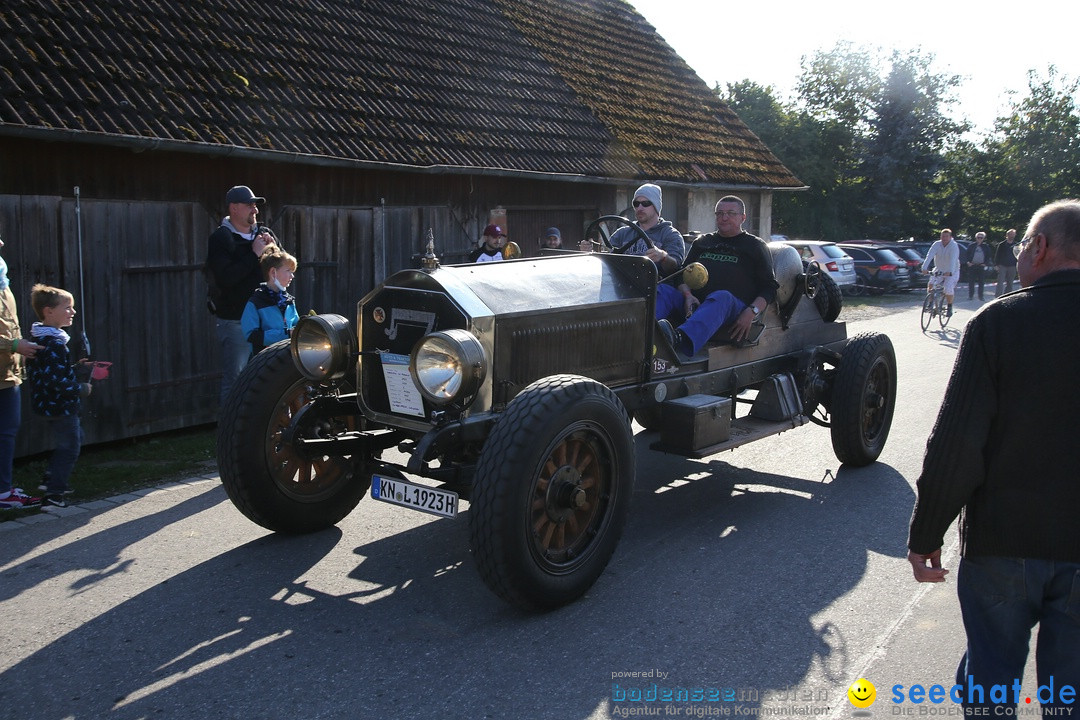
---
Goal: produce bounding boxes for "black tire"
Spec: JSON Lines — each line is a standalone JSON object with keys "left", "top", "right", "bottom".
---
{"left": 829, "top": 332, "right": 896, "bottom": 466}
{"left": 217, "top": 340, "right": 368, "bottom": 533}
{"left": 920, "top": 292, "right": 934, "bottom": 331}
{"left": 468, "top": 375, "right": 634, "bottom": 611}
{"left": 813, "top": 271, "right": 843, "bottom": 322}
{"left": 938, "top": 294, "right": 951, "bottom": 328}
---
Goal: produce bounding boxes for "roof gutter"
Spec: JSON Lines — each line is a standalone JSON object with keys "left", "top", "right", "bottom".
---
{"left": 0, "top": 125, "right": 806, "bottom": 192}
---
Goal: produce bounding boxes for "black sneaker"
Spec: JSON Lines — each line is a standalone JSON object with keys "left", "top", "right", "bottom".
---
{"left": 43, "top": 495, "right": 69, "bottom": 508}
{"left": 657, "top": 320, "right": 691, "bottom": 362}
{"left": 946, "top": 306, "right": 953, "bottom": 317}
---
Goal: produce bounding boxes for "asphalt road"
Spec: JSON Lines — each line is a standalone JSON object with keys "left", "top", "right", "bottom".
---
{"left": 0, "top": 294, "right": 1043, "bottom": 720}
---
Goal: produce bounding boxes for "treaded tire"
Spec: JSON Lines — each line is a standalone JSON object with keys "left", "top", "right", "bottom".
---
{"left": 468, "top": 374, "right": 634, "bottom": 611}
{"left": 813, "top": 271, "right": 843, "bottom": 322}
{"left": 829, "top": 332, "right": 896, "bottom": 466}
{"left": 217, "top": 340, "right": 368, "bottom": 533}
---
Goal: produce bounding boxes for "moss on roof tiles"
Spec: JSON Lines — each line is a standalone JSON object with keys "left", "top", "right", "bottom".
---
{"left": 1, "top": 0, "right": 798, "bottom": 187}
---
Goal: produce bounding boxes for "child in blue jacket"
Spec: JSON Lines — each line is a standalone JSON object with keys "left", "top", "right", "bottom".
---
{"left": 241, "top": 246, "right": 299, "bottom": 356}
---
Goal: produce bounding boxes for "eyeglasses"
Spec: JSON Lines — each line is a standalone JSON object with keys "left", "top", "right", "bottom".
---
{"left": 632, "top": 200, "right": 653, "bottom": 208}
{"left": 715, "top": 210, "right": 743, "bottom": 218}
{"left": 1013, "top": 234, "right": 1036, "bottom": 258}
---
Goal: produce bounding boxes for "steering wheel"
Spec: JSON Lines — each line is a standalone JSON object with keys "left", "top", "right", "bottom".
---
{"left": 582, "top": 215, "right": 655, "bottom": 254}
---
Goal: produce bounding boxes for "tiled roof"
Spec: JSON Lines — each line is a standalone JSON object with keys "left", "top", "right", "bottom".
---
{"left": 0, "top": 0, "right": 802, "bottom": 187}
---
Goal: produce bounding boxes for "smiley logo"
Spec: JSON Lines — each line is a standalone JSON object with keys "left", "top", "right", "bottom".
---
{"left": 848, "top": 679, "right": 876, "bottom": 709}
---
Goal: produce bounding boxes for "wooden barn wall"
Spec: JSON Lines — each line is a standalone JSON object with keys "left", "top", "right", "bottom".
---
{"left": 0, "top": 138, "right": 613, "bottom": 457}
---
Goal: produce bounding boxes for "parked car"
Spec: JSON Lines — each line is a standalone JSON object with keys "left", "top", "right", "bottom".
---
{"left": 783, "top": 240, "right": 857, "bottom": 291}
{"left": 218, "top": 218, "right": 896, "bottom": 611}
{"left": 843, "top": 240, "right": 925, "bottom": 288}
{"left": 836, "top": 243, "right": 911, "bottom": 295}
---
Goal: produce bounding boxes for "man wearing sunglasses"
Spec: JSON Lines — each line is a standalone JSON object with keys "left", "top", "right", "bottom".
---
{"left": 602, "top": 183, "right": 685, "bottom": 276}
{"left": 908, "top": 200, "right": 1080, "bottom": 717}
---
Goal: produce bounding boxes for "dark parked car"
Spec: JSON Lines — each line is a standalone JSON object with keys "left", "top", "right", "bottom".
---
{"left": 843, "top": 240, "right": 925, "bottom": 288}
{"left": 218, "top": 219, "right": 896, "bottom": 611}
{"left": 836, "top": 243, "right": 912, "bottom": 295}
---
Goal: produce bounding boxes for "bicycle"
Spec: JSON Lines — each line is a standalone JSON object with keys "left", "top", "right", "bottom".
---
{"left": 920, "top": 270, "right": 951, "bottom": 331}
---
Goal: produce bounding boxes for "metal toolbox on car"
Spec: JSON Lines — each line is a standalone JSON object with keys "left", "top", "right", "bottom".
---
{"left": 660, "top": 394, "right": 732, "bottom": 452}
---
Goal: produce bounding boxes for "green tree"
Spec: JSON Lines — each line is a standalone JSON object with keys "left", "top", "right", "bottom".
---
{"left": 861, "top": 51, "right": 967, "bottom": 240}
{"left": 947, "top": 66, "right": 1080, "bottom": 239}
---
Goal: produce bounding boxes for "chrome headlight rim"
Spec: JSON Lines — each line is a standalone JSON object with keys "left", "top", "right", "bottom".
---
{"left": 409, "top": 329, "right": 487, "bottom": 406}
{"left": 290, "top": 314, "right": 355, "bottom": 382}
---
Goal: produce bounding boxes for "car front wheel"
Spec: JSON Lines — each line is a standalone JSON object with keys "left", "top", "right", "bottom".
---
{"left": 468, "top": 375, "right": 634, "bottom": 611}
{"left": 217, "top": 340, "right": 368, "bottom": 533}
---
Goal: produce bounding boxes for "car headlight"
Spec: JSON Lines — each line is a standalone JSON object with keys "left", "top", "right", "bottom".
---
{"left": 410, "top": 329, "right": 487, "bottom": 405}
{"left": 291, "top": 314, "right": 355, "bottom": 382}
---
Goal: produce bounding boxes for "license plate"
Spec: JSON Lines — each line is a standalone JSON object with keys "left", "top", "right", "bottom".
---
{"left": 371, "top": 475, "right": 458, "bottom": 518}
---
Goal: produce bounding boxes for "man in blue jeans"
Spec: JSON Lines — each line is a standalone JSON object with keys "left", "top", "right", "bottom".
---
{"left": 205, "top": 185, "right": 278, "bottom": 406}
{"left": 656, "top": 196, "right": 777, "bottom": 358}
{"left": 908, "top": 200, "right": 1080, "bottom": 715}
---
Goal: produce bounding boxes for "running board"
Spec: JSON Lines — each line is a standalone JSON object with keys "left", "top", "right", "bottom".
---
{"left": 649, "top": 415, "right": 808, "bottom": 459}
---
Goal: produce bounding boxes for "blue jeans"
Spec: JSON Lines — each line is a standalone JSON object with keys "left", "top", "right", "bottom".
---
{"left": 656, "top": 285, "right": 745, "bottom": 356}
{"left": 45, "top": 413, "right": 82, "bottom": 494}
{"left": 955, "top": 555, "right": 1080, "bottom": 713}
{"left": 0, "top": 384, "right": 19, "bottom": 494}
{"left": 216, "top": 318, "right": 251, "bottom": 406}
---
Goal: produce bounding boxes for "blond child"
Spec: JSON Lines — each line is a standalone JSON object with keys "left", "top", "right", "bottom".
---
{"left": 240, "top": 246, "right": 299, "bottom": 356}
{"left": 27, "top": 284, "right": 90, "bottom": 507}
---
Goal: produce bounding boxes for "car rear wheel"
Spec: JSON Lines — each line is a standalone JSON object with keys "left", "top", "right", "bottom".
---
{"left": 468, "top": 374, "right": 634, "bottom": 611}
{"left": 829, "top": 332, "right": 896, "bottom": 466}
{"left": 217, "top": 340, "right": 368, "bottom": 533}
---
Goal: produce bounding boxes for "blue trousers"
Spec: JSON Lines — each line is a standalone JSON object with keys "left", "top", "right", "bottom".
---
{"left": 216, "top": 317, "right": 251, "bottom": 406}
{"left": 0, "top": 384, "right": 18, "bottom": 494}
{"left": 655, "top": 284, "right": 746, "bottom": 355}
{"left": 45, "top": 413, "right": 82, "bottom": 494}
{"left": 955, "top": 555, "right": 1080, "bottom": 713}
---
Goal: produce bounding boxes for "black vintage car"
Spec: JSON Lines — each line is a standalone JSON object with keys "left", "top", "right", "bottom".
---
{"left": 218, "top": 220, "right": 896, "bottom": 611}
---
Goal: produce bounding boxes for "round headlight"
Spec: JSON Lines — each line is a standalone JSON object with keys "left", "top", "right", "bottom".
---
{"left": 291, "top": 314, "right": 355, "bottom": 382}
{"left": 410, "top": 329, "right": 487, "bottom": 405}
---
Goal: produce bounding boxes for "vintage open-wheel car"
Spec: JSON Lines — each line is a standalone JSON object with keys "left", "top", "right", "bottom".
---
{"left": 217, "top": 218, "right": 895, "bottom": 611}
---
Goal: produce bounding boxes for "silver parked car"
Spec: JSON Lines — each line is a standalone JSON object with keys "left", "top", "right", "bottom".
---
{"left": 784, "top": 240, "right": 857, "bottom": 291}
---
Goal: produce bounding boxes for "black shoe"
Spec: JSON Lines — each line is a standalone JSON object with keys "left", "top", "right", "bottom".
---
{"left": 657, "top": 320, "right": 691, "bottom": 362}
{"left": 43, "top": 495, "right": 69, "bottom": 508}
{"left": 946, "top": 306, "right": 953, "bottom": 317}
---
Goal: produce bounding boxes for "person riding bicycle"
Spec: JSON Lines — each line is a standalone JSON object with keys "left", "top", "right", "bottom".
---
{"left": 922, "top": 229, "right": 961, "bottom": 317}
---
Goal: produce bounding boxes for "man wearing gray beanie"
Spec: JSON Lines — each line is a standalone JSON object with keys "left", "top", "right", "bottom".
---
{"left": 602, "top": 183, "right": 685, "bottom": 275}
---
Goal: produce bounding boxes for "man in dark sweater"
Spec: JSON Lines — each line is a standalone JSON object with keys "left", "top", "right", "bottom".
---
{"left": 205, "top": 185, "right": 277, "bottom": 405}
{"left": 657, "top": 196, "right": 777, "bottom": 357}
{"left": 908, "top": 200, "right": 1080, "bottom": 714}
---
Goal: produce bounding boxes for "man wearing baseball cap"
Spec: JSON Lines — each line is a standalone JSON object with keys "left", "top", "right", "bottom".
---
{"left": 471, "top": 224, "right": 508, "bottom": 263}
{"left": 205, "top": 185, "right": 278, "bottom": 406}
{"left": 540, "top": 227, "right": 562, "bottom": 250}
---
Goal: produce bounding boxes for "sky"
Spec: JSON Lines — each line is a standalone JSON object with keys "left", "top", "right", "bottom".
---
{"left": 629, "top": 0, "right": 1077, "bottom": 138}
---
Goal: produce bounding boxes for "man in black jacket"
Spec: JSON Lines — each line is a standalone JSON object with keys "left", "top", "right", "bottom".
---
{"left": 908, "top": 200, "right": 1080, "bottom": 715}
{"left": 205, "top": 185, "right": 277, "bottom": 406}
{"left": 657, "top": 196, "right": 777, "bottom": 358}
{"left": 964, "top": 231, "right": 989, "bottom": 301}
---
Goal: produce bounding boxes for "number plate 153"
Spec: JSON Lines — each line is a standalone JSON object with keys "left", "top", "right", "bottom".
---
{"left": 371, "top": 475, "right": 458, "bottom": 518}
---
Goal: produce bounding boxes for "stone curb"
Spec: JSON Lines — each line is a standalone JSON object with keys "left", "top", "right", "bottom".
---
{"left": 0, "top": 472, "right": 221, "bottom": 531}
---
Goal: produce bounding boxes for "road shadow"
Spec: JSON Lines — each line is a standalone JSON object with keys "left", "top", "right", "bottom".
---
{"left": 0, "top": 445, "right": 914, "bottom": 720}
